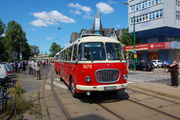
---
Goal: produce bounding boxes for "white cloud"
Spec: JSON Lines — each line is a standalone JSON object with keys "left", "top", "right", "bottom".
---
{"left": 46, "top": 37, "right": 53, "bottom": 40}
{"left": 68, "top": 3, "right": 92, "bottom": 13}
{"left": 70, "top": 10, "right": 82, "bottom": 15}
{"left": 96, "top": 2, "right": 114, "bottom": 14}
{"left": 30, "top": 19, "right": 47, "bottom": 27}
{"left": 68, "top": 3, "right": 92, "bottom": 19}
{"left": 30, "top": 10, "right": 76, "bottom": 27}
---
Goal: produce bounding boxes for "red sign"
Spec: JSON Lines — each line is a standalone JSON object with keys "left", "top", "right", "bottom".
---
{"left": 124, "top": 42, "right": 172, "bottom": 52}
{"left": 123, "top": 44, "right": 148, "bottom": 51}
{"left": 148, "top": 42, "right": 171, "bottom": 50}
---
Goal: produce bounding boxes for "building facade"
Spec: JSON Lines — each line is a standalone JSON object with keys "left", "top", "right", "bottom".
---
{"left": 126, "top": 0, "right": 180, "bottom": 61}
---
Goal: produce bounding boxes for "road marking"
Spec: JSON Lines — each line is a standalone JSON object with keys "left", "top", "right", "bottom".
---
{"left": 46, "top": 79, "right": 68, "bottom": 89}
{"left": 53, "top": 81, "right": 68, "bottom": 89}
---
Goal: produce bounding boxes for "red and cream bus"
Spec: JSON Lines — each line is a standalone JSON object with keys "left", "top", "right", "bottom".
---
{"left": 58, "top": 35, "right": 128, "bottom": 97}
{"left": 54, "top": 52, "right": 60, "bottom": 74}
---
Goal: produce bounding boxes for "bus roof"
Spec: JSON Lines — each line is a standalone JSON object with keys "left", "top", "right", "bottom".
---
{"left": 60, "top": 35, "right": 122, "bottom": 52}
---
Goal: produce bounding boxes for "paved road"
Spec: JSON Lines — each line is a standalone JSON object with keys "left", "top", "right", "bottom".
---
{"left": 128, "top": 68, "right": 177, "bottom": 85}
{"left": 19, "top": 65, "right": 51, "bottom": 91}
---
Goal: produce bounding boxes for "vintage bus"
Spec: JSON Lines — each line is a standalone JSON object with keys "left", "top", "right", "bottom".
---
{"left": 54, "top": 52, "right": 60, "bottom": 74}
{"left": 58, "top": 35, "right": 128, "bottom": 97}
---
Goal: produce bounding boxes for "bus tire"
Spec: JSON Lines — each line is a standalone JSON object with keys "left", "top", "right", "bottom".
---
{"left": 70, "top": 78, "right": 79, "bottom": 98}
{"left": 56, "top": 71, "right": 58, "bottom": 74}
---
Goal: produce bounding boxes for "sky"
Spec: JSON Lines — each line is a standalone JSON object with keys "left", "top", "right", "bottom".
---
{"left": 0, "top": 0, "right": 128, "bottom": 54}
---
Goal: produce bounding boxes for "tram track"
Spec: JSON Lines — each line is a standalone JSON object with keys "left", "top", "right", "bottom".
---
{"left": 50, "top": 72, "right": 72, "bottom": 120}
{"left": 50, "top": 71, "right": 180, "bottom": 120}
{"left": 127, "top": 99, "right": 180, "bottom": 120}
{"left": 128, "top": 88, "right": 180, "bottom": 105}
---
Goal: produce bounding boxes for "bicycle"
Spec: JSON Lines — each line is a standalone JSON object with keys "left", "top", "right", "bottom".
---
{"left": 0, "top": 78, "right": 16, "bottom": 120}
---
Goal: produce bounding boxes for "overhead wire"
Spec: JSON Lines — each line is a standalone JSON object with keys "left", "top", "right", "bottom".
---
{"left": 55, "top": 0, "right": 72, "bottom": 41}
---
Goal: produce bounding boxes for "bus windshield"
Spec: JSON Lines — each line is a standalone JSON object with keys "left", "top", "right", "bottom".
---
{"left": 78, "top": 42, "right": 124, "bottom": 61}
{"left": 106, "top": 43, "right": 124, "bottom": 60}
{"left": 78, "top": 42, "right": 106, "bottom": 61}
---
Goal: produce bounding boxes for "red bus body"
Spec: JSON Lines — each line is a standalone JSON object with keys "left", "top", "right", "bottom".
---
{"left": 54, "top": 52, "right": 60, "bottom": 74}
{"left": 58, "top": 35, "right": 129, "bottom": 96}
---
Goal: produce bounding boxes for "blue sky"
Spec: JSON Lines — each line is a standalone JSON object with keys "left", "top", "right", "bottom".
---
{"left": 0, "top": 0, "right": 128, "bottom": 54}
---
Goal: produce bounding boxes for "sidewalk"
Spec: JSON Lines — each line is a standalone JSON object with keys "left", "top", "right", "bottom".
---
{"left": 129, "top": 82, "right": 180, "bottom": 99}
{"left": 128, "top": 68, "right": 180, "bottom": 99}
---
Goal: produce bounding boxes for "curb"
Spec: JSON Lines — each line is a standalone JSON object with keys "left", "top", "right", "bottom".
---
{"left": 129, "top": 84, "right": 180, "bottom": 100}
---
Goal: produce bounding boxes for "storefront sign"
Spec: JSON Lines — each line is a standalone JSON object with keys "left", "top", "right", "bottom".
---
{"left": 124, "top": 42, "right": 172, "bottom": 51}
{"left": 148, "top": 42, "right": 171, "bottom": 50}
{"left": 123, "top": 44, "right": 148, "bottom": 51}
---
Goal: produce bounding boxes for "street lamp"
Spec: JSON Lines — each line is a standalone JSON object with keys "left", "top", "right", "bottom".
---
{"left": 124, "top": 2, "right": 137, "bottom": 70}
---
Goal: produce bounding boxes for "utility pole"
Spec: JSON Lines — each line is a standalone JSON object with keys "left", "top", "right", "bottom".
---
{"left": 124, "top": 2, "right": 137, "bottom": 70}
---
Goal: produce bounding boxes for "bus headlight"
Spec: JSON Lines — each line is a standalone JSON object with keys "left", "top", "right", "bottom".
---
{"left": 123, "top": 74, "right": 128, "bottom": 80}
{"left": 85, "top": 76, "right": 91, "bottom": 82}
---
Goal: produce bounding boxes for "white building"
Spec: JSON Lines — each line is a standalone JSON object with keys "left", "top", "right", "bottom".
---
{"left": 126, "top": 0, "right": 180, "bottom": 61}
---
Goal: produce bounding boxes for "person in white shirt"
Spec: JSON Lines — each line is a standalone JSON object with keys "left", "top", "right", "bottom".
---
{"left": 35, "top": 60, "right": 41, "bottom": 80}
{"left": 30, "top": 60, "right": 35, "bottom": 76}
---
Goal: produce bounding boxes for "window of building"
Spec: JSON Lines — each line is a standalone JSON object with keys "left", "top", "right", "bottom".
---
{"left": 177, "top": 0, "right": 180, "bottom": 6}
{"left": 130, "top": 0, "right": 163, "bottom": 13}
{"left": 176, "top": 11, "right": 180, "bottom": 20}
{"left": 130, "top": 9, "right": 163, "bottom": 24}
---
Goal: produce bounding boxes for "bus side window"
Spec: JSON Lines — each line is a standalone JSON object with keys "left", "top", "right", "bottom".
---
{"left": 72, "top": 45, "right": 77, "bottom": 61}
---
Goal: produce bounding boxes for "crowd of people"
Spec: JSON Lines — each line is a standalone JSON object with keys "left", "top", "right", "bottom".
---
{"left": 8, "top": 59, "right": 49, "bottom": 80}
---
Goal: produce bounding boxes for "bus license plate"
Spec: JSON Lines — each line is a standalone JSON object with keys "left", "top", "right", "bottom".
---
{"left": 104, "top": 86, "right": 116, "bottom": 91}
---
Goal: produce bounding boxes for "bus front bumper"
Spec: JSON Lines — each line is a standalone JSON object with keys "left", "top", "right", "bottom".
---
{"left": 76, "top": 83, "right": 129, "bottom": 91}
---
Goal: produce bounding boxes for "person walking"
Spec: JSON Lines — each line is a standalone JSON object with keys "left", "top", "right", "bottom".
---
{"left": 30, "top": 59, "right": 35, "bottom": 76}
{"left": 169, "top": 59, "right": 179, "bottom": 87}
{"left": 35, "top": 60, "right": 41, "bottom": 80}
{"left": 22, "top": 60, "right": 26, "bottom": 74}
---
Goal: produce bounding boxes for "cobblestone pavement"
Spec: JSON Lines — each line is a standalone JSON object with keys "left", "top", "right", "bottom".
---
{"left": 128, "top": 68, "right": 171, "bottom": 83}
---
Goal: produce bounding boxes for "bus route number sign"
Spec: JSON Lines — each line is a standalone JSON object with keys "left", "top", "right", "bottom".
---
{"left": 83, "top": 65, "right": 92, "bottom": 69}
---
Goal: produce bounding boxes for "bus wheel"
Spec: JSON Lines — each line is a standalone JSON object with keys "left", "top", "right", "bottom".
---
{"left": 56, "top": 71, "right": 58, "bottom": 74}
{"left": 70, "top": 78, "right": 79, "bottom": 98}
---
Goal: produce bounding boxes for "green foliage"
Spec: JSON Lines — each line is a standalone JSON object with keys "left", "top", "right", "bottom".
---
{"left": 10, "top": 85, "right": 32, "bottom": 115}
{"left": 0, "top": 19, "right": 6, "bottom": 61}
{"left": 49, "top": 42, "right": 62, "bottom": 57}
{"left": 120, "top": 28, "right": 140, "bottom": 46}
{"left": 119, "top": 28, "right": 141, "bottom": 60}
{"left": 4, "top": 20, "right": 30, "bottom": 61}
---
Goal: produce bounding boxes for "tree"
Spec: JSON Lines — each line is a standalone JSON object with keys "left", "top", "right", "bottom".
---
{"left": 119, "top": 28, "right": 141, "bottom": 60}
{"left": 5, "top": 20, "right": 30, "bottom": 61}
{"left": 49, "top": 42, "right": 62, "bottom": 57}
{"left": 0, "top": 19, "right": 6, "bottom": 61}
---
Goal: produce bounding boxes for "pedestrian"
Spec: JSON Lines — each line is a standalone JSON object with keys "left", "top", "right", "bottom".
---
{"left": 30, "top": 59, "right": 35, "bottom": 76}
{"left": 28, "top": 60, "right": 31, "bottom": 75}
{"left": 169, "top": 59, "right": 179, "bottom": 87}
{"left": 17, "top": 61, "right": 21, "bottom": 73}
{"left": 35, "top": 60, "right": 41, "bottom": 80}
{"left": 22, "top": 61, "right": 26, "bottom": 74}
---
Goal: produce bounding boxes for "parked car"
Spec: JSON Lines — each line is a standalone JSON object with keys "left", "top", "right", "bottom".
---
{"left": 0, "top": 63, "right": 8, "bottom": 78}
{"left": 151, "top": 60, "right": 163, "bottom": 68}
{"left": 129, "top": 61, "right": 154, "bottom": 71}
{"left": 5, "top": 63, "right": 14, "bottom": 76}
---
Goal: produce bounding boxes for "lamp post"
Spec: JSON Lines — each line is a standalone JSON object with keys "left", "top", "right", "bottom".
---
{"left": 124, "top": 2, "right": 137, "bottom": 70}
{"left": 18, "top": 36, "right": 22, "bottom": 61}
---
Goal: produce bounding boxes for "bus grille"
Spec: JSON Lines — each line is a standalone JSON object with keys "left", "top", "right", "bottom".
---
{"left": 95, "top": 69, "right": 120, "bottom": 83}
